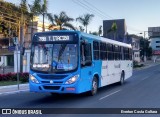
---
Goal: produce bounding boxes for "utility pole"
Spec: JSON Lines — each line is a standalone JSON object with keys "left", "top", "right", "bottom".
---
{"left": 143, "top": 31, "right": 146, "bottom": 62}
{"left": 19, "top": 6, "right": 25, "bottom": 73}
{"left": 16, "top": 40, "right": 20, "bottom": 90}
{"left": 20, "top": 26, "right": 24, "bottom": 73}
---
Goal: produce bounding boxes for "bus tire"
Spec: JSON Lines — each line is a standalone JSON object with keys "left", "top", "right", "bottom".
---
{"left": 89, "top": 77, "right": 98, "bottom": 96}
{"left": 120, "top": 71, "right": 125, "bottom": 85}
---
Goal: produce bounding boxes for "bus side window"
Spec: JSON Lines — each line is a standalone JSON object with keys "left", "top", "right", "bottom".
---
{"left": 80, "top": 42, "right": 92, "bottom": 67}
{"left": 84, "top": 43, "right": 92, "bottom": 66}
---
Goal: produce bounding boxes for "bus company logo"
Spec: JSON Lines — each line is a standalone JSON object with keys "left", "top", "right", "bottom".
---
{"left": 2, "top": 109, "right": 11, "bottom": 114}
{"left": 50, "top": 80, "right": 54, "bottom": 84}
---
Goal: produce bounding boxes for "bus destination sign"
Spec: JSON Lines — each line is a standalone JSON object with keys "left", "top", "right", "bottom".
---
{"left": 35, "top": 35, "right": 73, "bottom": 42}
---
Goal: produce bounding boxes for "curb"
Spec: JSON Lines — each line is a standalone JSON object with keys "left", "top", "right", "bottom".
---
{"left": 0, "top": 84, "right": 29, "bottom": 95}
{"left": 0, "top": 89, "right": 29, "bottom": 95}
{"left": 0, "top": 84, "right": 29, "bottom": 89}
{"left": 133, "top": 62, "right": 160, "bottom": 71}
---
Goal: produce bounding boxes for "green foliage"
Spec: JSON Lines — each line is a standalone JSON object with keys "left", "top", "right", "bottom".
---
{"left": 133, "top": 60, "right": 144, "bottom": 68}
{"left": 79, "top": 26, "right": 84, "bottom": 32}
{"left": 98, "top": 25, "right": 102, "bottom": 36}
{"left": 49, "top": 11, "right": 75, "bottom": 30}
{"left": 30, "top": 0, "right": 50, "bottom": 31}
{"left": 89, "top": 31, "right": 98, "bottom": 36}
{"left": 140, "top": 38, "right": 152, "bottom": 58}
{"left": 76, "top": 13, "right": 94, "bottom": 33}
{"left": 20, "top": 72, "right": 29, "bottom": 83}
{"left": 111, "top": 22, "right": 117, "bottom": 32}
{"left": 0, "top": 0, "right": 31, "bottom": 38}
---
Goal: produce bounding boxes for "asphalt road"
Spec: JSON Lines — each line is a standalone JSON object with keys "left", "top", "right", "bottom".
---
{"left": 1, "top": 64, "right": 160, "bottom": 117}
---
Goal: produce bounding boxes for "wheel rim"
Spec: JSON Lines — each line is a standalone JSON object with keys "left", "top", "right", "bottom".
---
{"left": 121, "top": 74, "right": 124, "bottom": 84}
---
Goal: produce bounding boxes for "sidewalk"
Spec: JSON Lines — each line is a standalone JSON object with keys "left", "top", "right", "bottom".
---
{"left": 0, "top": 84, "right": 29, "bottom": 95}
{"left": 133, "top": 60, "right": 160, "bottom": 70}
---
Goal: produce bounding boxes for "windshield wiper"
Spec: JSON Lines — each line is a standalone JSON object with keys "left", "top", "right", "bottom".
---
{"left": 58, "top": 44, "right": 67, "bottom": 62}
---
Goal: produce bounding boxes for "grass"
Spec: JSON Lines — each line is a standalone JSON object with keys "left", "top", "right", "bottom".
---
{"left": 0, "top": 81, "right": 25, "bottom": 86}
{"left": 133, "top": 64, "right": 144, "bottom": 68}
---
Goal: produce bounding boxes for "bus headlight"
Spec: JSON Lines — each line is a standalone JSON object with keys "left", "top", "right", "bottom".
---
{"left": 29, "top": 74, "right": 39, "bottom": 84}
{"left": 65, "top": 75, "right": 79, "bottom": 84}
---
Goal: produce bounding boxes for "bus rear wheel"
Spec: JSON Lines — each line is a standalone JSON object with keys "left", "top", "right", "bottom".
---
{"left": 120, "top": 72, "right": 125, "bottom": 85}
{"left": 89, "top": 77, "right": 98, "bottom": 96}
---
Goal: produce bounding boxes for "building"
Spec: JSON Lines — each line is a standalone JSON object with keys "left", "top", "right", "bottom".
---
{"left": 103, "top": 19, "right": 128, "bottom": 43}
{"left": 14, "top": 16, "right": 51, "bottom": 72}
{"left": 130, "top": 35, "right": 141, "bottom": 62}
{"left": 148, "top": 27, "right": 160, "bottom": 61}
{"left": 24, "top": 16, "right": 50, "bottom": 48}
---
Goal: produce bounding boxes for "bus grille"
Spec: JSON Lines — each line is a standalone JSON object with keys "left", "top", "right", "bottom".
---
{"left": 43, "top": 86, "right": 60, "bottom": 90}
{"left": 37, "top": 74, "right": 68, "bottom": 80}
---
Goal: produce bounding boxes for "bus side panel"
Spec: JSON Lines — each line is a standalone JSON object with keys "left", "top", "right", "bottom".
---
{"left": 101, "top": 61, "right": 110, "bottom": 87}
{"left": 121, "top": 60, "right": 132, "bottom": 80}
{"left": 101, "top": 60, "right": 118, "bottom": 86}
{"left": 113, "top": 60, "right": 121, "bottom": 83}
{"left": 79, "top": 60, "right": 102, "bottom": 93}
{"left": 79, "top": 67, "right": 93, "bottom": 93}
{"left": 92, "top": 60, "right": 102, "bottom": 87}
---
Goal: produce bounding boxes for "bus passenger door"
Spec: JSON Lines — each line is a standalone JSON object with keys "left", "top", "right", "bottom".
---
{"left": 80, "top": 41, "right": 93, "bottom": 92}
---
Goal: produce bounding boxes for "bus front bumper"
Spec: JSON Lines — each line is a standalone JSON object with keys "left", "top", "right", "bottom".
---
{"left": 29, "top": 81, "right": 79, "bottom": 94}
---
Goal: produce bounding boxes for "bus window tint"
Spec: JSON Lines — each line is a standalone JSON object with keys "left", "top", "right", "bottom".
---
{"left": 84, "top": 43, "right": 92, "bottom": 66}
{"left": 100, "top": 42, "right": 107, "bottom": 60}
{"left": 93, "top": 41, "right": 100, "bottom": 60}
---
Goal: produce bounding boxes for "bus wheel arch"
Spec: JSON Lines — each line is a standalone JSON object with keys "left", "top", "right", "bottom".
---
{"left": 94, "top": 74, "right": 100, "bottom": 88}
{"left": 89, "top": 74, "right": 99, "bottom": 96}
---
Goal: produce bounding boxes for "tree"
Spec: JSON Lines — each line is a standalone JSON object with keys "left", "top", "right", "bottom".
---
{"left": 48, "top": 11, "right": 75, "bottom": 30}
{"left": 107, "top": 21, "right": 117, "bottom": 40}
{"left": 76, "top": 13, "right": 94, "bottom": 33}
{"left": 78, "top": 26, "right": 84, "bottom": 32}
{"left": 89, "top": 31, "right": 98, "bottom": 36}
{"left": 20, "top": 0, "right": 28, "bottom": 13}
{"left": 111, "top": 21, "right": 117, "bottom": 40}
{"left": 31, "top": 0, "right": 52, "bottom": 31}
{"left": 98, "top": 25, "right": 102, "bottom": 36}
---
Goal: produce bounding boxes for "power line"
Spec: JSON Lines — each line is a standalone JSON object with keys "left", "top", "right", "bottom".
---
{"left": 83, "top": 0, "right": 113, "bottom": 19}
{"left": 72, "top": 0, "right": 144, "bottom": 33}
{"left": 82, "top": 0, "right": 143, "bottom": 33}
{"left": 72, "top": 0, "right": 106, "bottom": 19}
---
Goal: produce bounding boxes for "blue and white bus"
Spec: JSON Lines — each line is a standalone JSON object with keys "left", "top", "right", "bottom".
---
{"left": 29, "top": 30, "right": 132, "bottom": 95}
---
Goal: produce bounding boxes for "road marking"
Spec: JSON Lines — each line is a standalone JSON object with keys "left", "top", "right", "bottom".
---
{"left": 141, "top": 77, "right": 149, "bottom": 81}
{"left": 141, "top": 73, "right": 156, "bottom": 81}
{"left": 0, "top": 89, "right": 29, "bottom": 95}
{"left": 99, "top": 90, "right": 121, "bottom": 101}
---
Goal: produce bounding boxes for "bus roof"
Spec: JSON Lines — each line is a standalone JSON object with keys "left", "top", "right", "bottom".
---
{"left": 80, "top": 32, "right": 132, "bottom": 48}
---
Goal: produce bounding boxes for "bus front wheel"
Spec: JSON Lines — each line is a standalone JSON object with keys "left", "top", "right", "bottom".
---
{"left": 89, "top": 77, "right": 98, "bottom": 96}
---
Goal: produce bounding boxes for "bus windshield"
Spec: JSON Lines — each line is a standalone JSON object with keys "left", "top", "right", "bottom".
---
{"left": 30, "top": 43, "right": 78, "bottom": 73}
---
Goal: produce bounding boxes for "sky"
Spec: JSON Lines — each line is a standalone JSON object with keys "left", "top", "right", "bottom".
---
{"left": 5, "top": 0, "right": 160, "bottom": 35}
